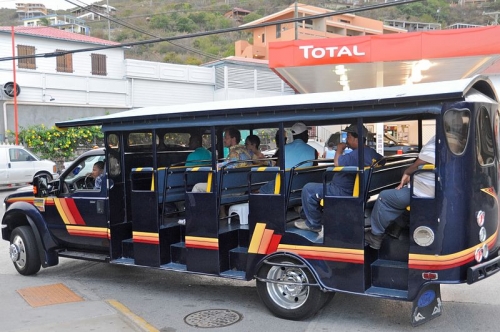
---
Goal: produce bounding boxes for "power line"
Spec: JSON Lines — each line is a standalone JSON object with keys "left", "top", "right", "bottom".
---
{"left": 0, "top": 0, "right": 424, "bottom": 62}
{"left": 65, "top": 0, "right": 227, "bottom": 60}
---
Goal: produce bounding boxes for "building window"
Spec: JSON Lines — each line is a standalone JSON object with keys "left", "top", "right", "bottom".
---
{"left": 91, "top": 53, "right": 107, "bottom": 76}
{"left": 276, "top": 24, "right": 281, "bottom": 38}
{"left": 261, "top": 33, "right": 265, "bottom": 43}
{"left": 56, "top": 49, "right": 73, "bottom": 73}
{"left": 17, "top": 45, "right": 36, "bottom": 70}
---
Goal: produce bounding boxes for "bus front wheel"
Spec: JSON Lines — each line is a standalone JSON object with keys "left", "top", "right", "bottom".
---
{"left": 256, "top": 258, "right": 330, "bottom": 320}
{"left": 9, "top": 226, "right": 41, "bottom": 276}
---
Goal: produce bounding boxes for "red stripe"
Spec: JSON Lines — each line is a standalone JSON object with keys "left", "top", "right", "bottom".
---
{"left": 64, "top": 199, "right": 86, "bottom": 225}
{"left": 186, "top": 244, "right": 218, "bottom": 250}
{"left": 266, "top": 234, "right": 282, "bottom": 254}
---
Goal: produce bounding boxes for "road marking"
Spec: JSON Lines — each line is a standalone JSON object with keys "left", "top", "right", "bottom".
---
{"left": 107, "top": 299, "right": 159, "bottom": 332}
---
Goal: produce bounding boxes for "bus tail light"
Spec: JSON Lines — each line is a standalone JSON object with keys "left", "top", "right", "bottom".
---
{"left": 475, "top": 247, "right": 483, "bottom": 263}
{"left": 422, "top": 272, "right": 438, "bottom": 280}
{"left": 482, "top": 244, "right": 489, "bottom": 260}
{"left": 476, "top": 210, "right": 485, "bottom": 227}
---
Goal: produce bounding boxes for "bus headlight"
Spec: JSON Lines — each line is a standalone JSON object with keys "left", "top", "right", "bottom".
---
{"left": 413, "top": 226, "right": 435, "bottom": 247}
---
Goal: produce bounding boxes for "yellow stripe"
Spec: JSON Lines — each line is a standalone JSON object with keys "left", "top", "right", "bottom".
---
{"left": 135, "top": 167, "right": 144, "bottom": 172}
{"left": 256, "top": 167, "right": 268, "bottom": 171}
{"left": 248, "top": 223, "right": 266, "bottom": 253}
{"left": 410, "top": 233, "right": 497, "bottom": 263}
{"left": 133, "top": 231, "right": 159, "bottom": 239}
{"left": 206, "top": 173, "right": 212, "bottom": 193}
{"left": 352, "top": 174, "right": 359, "bottom": 197}
{"left": 185, "top": 236, "right": 218, "bottom": 243}
{"left": 106, "top": 300, "right": 159, "bottom": 332}
{"left": 274, "top": 173, "right": 281, "bottom": 195}
{"left": 150, "top": 173, "right": 155, "bottom": 191}
{"left": 68, "top": 225, "right": 107, "bottom": 233}
{"left": 53, "top": 198, "right": 71, "bottom": 225}
{"left": 277, "top": 244, "right": 362, "bottom": 255}
{"left": 421, "top": 164, "right": 435, "bottom": 170}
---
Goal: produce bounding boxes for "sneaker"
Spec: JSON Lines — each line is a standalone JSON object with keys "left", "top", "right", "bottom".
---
{"left": 365, "top": 230, "right": 384, "bottom": 250}
{"left": 294, "top": 220, "right": 322, "bottom": 233}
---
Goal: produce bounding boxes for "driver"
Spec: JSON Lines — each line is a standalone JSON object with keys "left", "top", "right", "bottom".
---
{"left": 91, "top": 161, "right": 105, "bottom": 190}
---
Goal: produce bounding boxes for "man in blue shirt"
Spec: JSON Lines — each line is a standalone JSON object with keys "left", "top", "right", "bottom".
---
{"left": 296, "top": 123, "right": 383, "bottom": 233}
{"left": 259, "top": 122, "right": 316, "bottom": 194}
{"left": 185, "top": 133, "right": 211, "bottom": 166}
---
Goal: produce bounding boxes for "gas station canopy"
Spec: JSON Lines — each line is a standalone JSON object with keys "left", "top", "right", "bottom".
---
{"left": 269, "top": 26, "right": 500, "bottom": 94}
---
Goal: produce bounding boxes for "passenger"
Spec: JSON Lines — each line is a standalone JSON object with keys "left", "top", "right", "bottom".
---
{"left": 323, "top": 141, "right": 335, "bottom": 159}
{"left": 271, "top": 131, "right": 287, "bottom": 166}
{"left": 245, "top": 134, "right": 268, "bottom": 165}
{"left": 295, "top": 123, "right": 383, "bottom": 233}
{"left": 91, "top": 161, "right": 105, "bottom": 190}
{"left": 185, "top": 133, "right": 211, "bottom": 166}
{"left": 192, "top": 126, "right": 252, "bottom": 193}
{"left": 365, "top": 136, "right": 435, "bottom": 249}
{"left": 259, "top": 122, "right": 316, "bottom": 194}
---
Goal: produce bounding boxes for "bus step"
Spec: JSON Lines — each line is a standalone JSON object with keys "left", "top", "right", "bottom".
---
{"left": 378, "top": 232, "right": 410, "bottom": 262}
{"left": 122, "top": 238, "right": 134, "bottom": 259}
{"left": 171, "top": 242, "right": 186, "bottom": 264}
{"left": 229, "top": 247, "right": 248, "bottom": 271}
{"left": 365, "top": 286, "right": 408, "bottom": 299}
{"left": 58, "top": 250, "right": 109, "bottom": 262}
{"left": 220, "top": 270, "right": 246, "bottom": 279}
{"left": 162, "top": 262, "right": 187, "bottom": 271}
{"left": 371, "top": 259, "right": 408, "bottom": 290}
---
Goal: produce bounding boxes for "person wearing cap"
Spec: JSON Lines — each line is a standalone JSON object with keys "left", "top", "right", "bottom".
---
{"left": 295, "top": 123, "right": 383, "bottom": 233}
{"left": 365, "top": 135, "right": 435, "bottom": 249}
{"left": 259, "top": 123, "right": 316, "bottom": 194}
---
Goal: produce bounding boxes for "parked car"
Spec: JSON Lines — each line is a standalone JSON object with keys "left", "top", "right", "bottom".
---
{"left": 0, "top": 145, "right": 57, "bottom": 187}
{"left": 325, "top": 131, "right": 418, "bottom": 156}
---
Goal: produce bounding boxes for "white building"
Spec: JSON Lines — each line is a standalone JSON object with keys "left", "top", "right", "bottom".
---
{"left": 0, "top": 26, "right": 292, "bottom": 141}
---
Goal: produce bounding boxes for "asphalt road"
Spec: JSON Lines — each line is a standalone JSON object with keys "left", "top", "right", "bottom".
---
{"left": 1, "top": 188, "right": 500, "bottom": 331}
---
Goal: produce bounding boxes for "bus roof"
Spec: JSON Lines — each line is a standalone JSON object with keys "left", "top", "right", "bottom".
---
{"left": 56, "top": 76, "right": 497, "bottom": 131}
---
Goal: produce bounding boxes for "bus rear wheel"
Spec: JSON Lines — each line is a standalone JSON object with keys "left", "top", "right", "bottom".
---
{"left": 256, "top": 257, "right": 331, "bottom": 320}
{"left": 10, "top": 226, "right": 41, "bottom": 276}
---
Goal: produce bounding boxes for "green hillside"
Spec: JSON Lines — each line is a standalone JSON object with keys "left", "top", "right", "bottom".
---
{"left": 1, "top": 0, "right": 499, "bottom": 65}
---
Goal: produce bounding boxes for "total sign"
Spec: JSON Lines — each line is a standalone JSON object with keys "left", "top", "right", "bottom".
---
{"left": 299, "top": 45, "right": 366, "bottom": 59}
{"left": 269, "top": 37, "right": 371, "bottom": 68}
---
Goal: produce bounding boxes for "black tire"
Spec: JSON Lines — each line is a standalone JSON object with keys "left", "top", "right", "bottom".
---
{"left": 256, "top": 257, "right": 330, "bottom": 320}
{"left": 33, "top": 172, "right": 53, "bottom": 183}
{"left": 9, "top": 226, "right": 41, "bottom": 275}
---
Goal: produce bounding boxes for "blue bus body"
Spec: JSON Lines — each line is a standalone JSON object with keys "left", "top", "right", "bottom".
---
{"left": 3, "top": 76, "right": 500, "bottom": 325}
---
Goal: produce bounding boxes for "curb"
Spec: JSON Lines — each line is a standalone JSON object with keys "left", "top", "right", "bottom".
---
{"left": 106, "top": 299, "right": 159, "bottom": 332}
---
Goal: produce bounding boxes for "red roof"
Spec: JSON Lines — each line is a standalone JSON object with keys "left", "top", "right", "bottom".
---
{"left": 0, "top": 26, "right": 120, "bottom": 46}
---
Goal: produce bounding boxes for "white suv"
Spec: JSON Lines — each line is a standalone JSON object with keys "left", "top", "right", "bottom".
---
{"left": 0, "top": 145, "right": 57, "bottom": 187}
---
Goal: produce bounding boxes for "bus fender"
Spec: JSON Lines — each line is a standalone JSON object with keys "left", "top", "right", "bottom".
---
{"left": 253, "top": 251, "right": 327, "bottom": 290}
{"left": 2, "top": 201, "right": 59, "bottom": 268}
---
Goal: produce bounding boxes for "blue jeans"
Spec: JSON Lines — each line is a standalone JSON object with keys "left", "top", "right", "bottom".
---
{"left": 370, "top": 187, "right": 410, "bottom": 235}
{"left": 301, "top": 182, "right": 351, "bottom": 230}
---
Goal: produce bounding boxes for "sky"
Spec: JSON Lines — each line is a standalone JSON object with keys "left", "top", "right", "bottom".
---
{"left": 0, "top": 0, "right": 97, "bottom": 10}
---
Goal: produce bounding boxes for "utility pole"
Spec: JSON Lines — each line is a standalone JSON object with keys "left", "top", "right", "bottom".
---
{"left": 294, "top": 0, "right": 298, "bottom": 40}
{"left": 107, "top": 0, "right": 111, "bottom": 40}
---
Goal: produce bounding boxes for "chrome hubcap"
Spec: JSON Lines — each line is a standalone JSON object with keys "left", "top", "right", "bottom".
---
{"left": 10, "top": 236, "right": 26, "bottom": 268}
{"left": 266, "top": 265, "right": 309, "bottom": 310}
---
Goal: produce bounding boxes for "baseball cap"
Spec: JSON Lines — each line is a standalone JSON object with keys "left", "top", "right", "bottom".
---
{"left": 343, "top": 123, "right": 368, "bottom": 137}
{"left": 291, "top": 122, "right": 308, "bottom": 135}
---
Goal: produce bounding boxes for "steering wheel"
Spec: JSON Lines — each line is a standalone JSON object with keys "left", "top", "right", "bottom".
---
{"left": 83, "top": 175, "right": 95, "bottom": 189}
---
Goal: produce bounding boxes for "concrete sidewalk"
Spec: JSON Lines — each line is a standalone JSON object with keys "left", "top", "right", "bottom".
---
{"left": 0, "top": 275, "right": 158, "bottom": 332}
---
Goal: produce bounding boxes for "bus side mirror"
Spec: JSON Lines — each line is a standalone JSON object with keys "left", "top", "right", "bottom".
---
{"left": 33, "top": 175, "right": 50, "bottom": 197}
